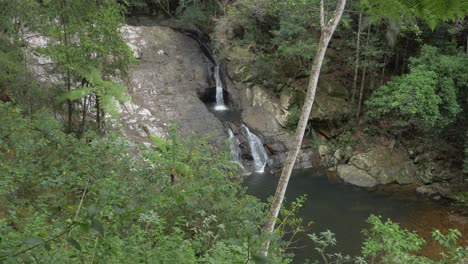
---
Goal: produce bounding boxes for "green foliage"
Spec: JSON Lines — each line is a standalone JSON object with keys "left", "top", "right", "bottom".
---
{"left": 432, "top": 229, "right": 468, "bottom": 263}
{"left": 367, "top": 45, "right": 467, "bottom": 132}
{"left": 213, "top": 0, "right": 338, "bottom": 88}
{"left": 33, "top": 0, "right": 135, "bottom": 128}
{"left": 362, "top": 215, "right": 431, "bottom": 263}
{"left": 0, "top": 103, "right": 290, "bottom": 263}
{"left": 308, "top": 230, "right": 366, "bottom": 264}
{"left": 274, "top": 195, "right": 312, "bottom": 252}
{"left": 176, "top": 0, "right": 220, "bottom": 32}
{"left": 61, "top": 66, "right": 130, "bottom": 117}
{"left": 360, "top": 0, "right": 468, "bottom": 30}
{"left": 362, "top": 215, "right": 468, "bottom": 264}
{"left": 285, "top": 104, "right": 300, "bottom": 129}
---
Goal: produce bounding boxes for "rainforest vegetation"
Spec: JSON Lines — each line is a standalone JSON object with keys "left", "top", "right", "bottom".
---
{"left": 0, "top": 0, "right": 467, "bottom": 263}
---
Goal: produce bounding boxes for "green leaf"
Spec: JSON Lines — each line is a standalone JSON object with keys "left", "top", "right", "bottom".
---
{"left": 149, "top": 134, "right": 167, "bottom": 153}
{"left": 60, "top": 87, "right": 94, "bottom": 102}
{"left": 43, "top": 243, "right": 51, "bottom": 251}
{"left": 88, "top": 205, "right": 100, "bottom": 219}
{"left": 78, "top": 222, "right": 90, "bottom": 233}
{"left": 66, "top": 237, "right": 82, "bottom": 251}
{"left": 176, "top": 196, "right": 185, "bottom": 204}
{"left": 24, "top": 237, "right": 45, "bottom": 246}
{"left": 251, "top": 254, "right": 269, "bottom": 264}
{"left": 91, "top": 218, "right": 104, "bottom": 236}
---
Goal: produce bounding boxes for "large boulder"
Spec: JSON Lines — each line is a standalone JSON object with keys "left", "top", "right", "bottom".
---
{"left": 239, "top": 84, "right": 285, "bottom": 133}
{"left": 337, "top": 165, "right": 378, "bottom": 187}
{"left": 338, "top": 145, "right": 417, "bottom": 187}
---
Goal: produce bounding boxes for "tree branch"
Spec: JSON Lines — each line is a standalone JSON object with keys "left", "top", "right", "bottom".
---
{"left": 320, "top": 0, "right": 325, "bottom": 28}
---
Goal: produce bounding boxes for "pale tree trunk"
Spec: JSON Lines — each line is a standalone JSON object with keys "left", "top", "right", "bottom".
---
{"left": 356, "top": 25, "right": 371, "bottom": 118}
{"left": 351, "top": 13, "right": 362, "bottom": 102}
{"left": 260, "top": 0, "right": 347, "bottom": 257}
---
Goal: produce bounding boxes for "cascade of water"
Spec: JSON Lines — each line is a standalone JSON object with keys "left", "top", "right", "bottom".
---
{"left": 214, "top": 65, "right": 228, "bottom": 111}
{"left": 228, "top": 128, "right": 242, "bottom": 161}
{"left": 241, "top": 124, "right": 268, "bottom": 173}
{"left": 227, "top": 128, "right": 249, "bottom": 173}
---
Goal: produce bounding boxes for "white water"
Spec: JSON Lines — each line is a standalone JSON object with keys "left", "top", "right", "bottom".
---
{"left": 227, "top": 128, "right": 249, "bottom": 173}
{"left": 228, "top": 128, "right": 242, "bottom": 161}
{"left": 241, "top": 124, "right": 268, "bottom": 173}
{"left": 214, "top": 65, "right": 228, "bottom": 111}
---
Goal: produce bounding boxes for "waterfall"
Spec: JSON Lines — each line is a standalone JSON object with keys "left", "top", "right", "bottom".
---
{"left": 214, "top": 65, "right": 228, "bottom": 111}
{"left": 241, "top": 124, "right": 268, "bottom": 173}
{"left": 228, "top": 128, "right": 241, "bottom": 161}
{"left": 227, "top": 128, "right": 248, "bottom": 173}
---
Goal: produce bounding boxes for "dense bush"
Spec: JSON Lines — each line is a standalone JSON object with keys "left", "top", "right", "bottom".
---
{"left": 212, "top": 0, "right": 334, "bottom": 90}
{"left": 366, "top": 45, "right": 467, "bottom": 133}
{"left": 0, "top": 103, "right": 288, "bottom": 263}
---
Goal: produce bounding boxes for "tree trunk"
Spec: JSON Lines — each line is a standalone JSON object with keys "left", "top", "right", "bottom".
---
{"left": 351, "top": 13, "right": 362, "bottom": 102}
{"left": 380, "top": 55, "right": 388, "bottom": 85}
{"left": 394, "top": 48, "right": 399, "bottom": 73}
{"left": 60, "top": 0, "right": 73, "bottom": 133}
{"left": 80, "top": 94, "right": 88, "bottom": 134}
{"left": 260, "top": 0, "right": 347, "bottom": 257}
{"left": 356, "top": 25, "right": 371, "bottom": 118}
{"left": 401, "top": 38, "right": 409, "bottom": 73}
{"left": 66, "top": 73, "right": 72, "bottom": 132}
{"left": 95, "top": 93, "right": 101, "bottom": 130}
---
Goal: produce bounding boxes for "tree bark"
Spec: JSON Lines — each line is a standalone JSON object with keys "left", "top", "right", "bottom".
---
{"left": 356, "top": 25, "right": 371, "bottom": 118}
{"left": 60, "top": 0, "right": 73, "bottom": 133}
{"left": 260, "top": 0, "right": 347, "bottom": 257}
{"left": 80, "top": 94, "right": 88, "bottom": 134}
{"left": 380, "top": 55, "right": 388, "bottom": 85}
{"left": 95, "top": 93, "right": 101, "bottom": 130}
{"left": 351, "top": 13, "right": 362, "bottom": 102}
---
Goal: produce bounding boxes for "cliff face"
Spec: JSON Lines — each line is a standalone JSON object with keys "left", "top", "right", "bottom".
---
{"left": 26, "top": 19, "right": 321, "bottom": 172}
{"left": 119, "top": 25, "right": 225, "bottom": 145}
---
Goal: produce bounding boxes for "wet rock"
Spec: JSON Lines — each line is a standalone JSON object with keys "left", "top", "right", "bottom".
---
{"left": 318, "top": 145, "right": 330, "bottom": 157}
{"left": 318, "top": 144, "right": 418, "bottom": 188}
{"left": 349, "top": 152, "right": 373, "bottom": 171}
{"left": 345, "top": 146, "right": 417, "bottom": 185}
{"left": 337, "top": 165, "right": 378, "bottom": 187}
{"left": 242, "top": 106, "right": 282, "bottom": 133}
{"left": 119, "top": 25, "right": 226, "bottom": 145}
{"left": 416, "top": 183, "right": 453, "bottom": 199}
{"left": 279, "top": 88, "right": 295, "bottom": 110}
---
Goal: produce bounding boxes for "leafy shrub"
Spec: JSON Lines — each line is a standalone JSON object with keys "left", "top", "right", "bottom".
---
{"left": 362, "top": 215, "right": 468, "bottom": 264}
{"left": 285, "top": 104, "right": 301, "bottom": 129}
{"left": 0, "top": 103, "right": 287, "bottom": 263}
{"left": 367, "top": 45, "right": 467, "bottom": 132}
{"left": 176, "top": 0, "right": 220, "bottom": 32}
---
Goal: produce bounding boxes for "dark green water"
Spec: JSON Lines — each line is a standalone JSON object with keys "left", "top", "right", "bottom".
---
{"left": 245, "top": 169, "right": 438, "bottom": 263}
{"left": 204, "top": 99, "right": 446, "bottom": 263}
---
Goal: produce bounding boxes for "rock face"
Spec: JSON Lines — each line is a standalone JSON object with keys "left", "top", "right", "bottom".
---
{"left": 235, "top": 82, "right": 320, "bottom": 170}
{"left": 337, "top": 145, "right": 417, "bottom": 187}
{"left": 119, "top": 25, "right": 226, "bottom": 145}
{"left": 287, "top": 77, "right": 353, "bottom": 121}
{"left": 337, "top": 165, "right": 378, "bottom": 187}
